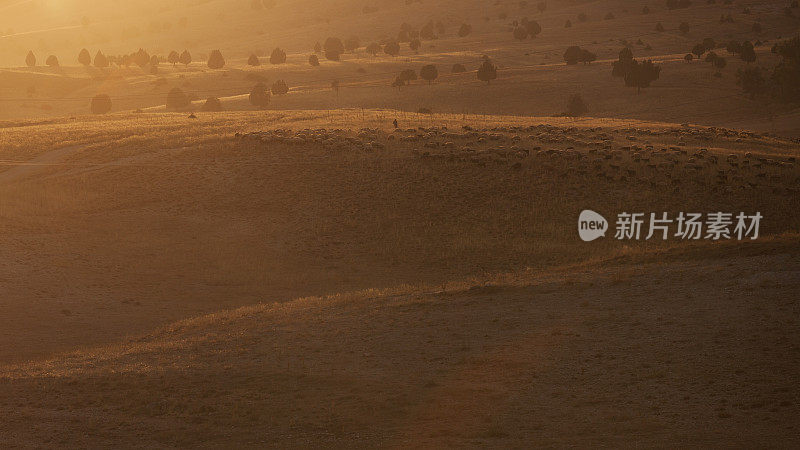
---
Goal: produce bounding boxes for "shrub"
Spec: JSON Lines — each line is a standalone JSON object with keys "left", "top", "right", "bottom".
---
{"left": 166, "top": 87, "right": 190, "bottom": 109}
{"left": 366, "top": 43, "right": 381, "bottom": 56}
{"left": 248, "top": 54, "right": 261, "bottom": 66}
{"left": 409, "top": 39, "right": 421, "bottom": 52}
{"left": 513, "top": 27, "right": 529, "bottom": 40}
{"left": 452, "top": 63, "right": 467, "bottom": 73}
{"left": 656, "top": 22, "right": 665, "bottom": 32}
{"left": 249, "top": 82, "right": 270, "bottom": 107}
{"left": 201, "top": 97, "right": 223, "bottom": 111}
{"left": 207, "top": 50, "right": 225, "bottom": 69}
{"left": 46, "top": 55, "right": 59, "bottom": 67}
{"left": 308, "top": 54, "right": 320, "bottom": 66}
{"left": 90, "top": 94, "right": 112, "bottom": 114}
{"left": 25, "top": 51, "right": 36, "bottom": 67}
{"left": 458, "top": 23, "right": 472, "bottom": 37}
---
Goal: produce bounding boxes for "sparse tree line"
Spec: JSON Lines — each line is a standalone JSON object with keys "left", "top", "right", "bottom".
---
{"left": 390, "top": 55, "right": 497, "bottom": 89}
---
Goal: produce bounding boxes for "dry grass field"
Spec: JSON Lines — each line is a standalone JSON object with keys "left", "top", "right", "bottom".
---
{"left": 1, "top": 0, "right": 799, "bottom": 447}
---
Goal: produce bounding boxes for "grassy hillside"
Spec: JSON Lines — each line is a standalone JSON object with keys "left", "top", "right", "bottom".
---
{"left": 1, "top": 110, "right": 798, "bottom": 364}
{"left": 1, "top": 239, "right": 798, "bottom": 447}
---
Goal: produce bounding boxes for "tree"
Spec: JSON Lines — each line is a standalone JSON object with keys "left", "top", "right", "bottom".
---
{"left": 308, "top": 54, "right": 320, "bottom": 66}
{"left": 458, "top": 23, "right": 472, "bottom": 37}
{"left": 25, "top": 51, "right": 36, "bottom": 67}
{"left": 93, "top": 51, "right": 108, "bottom": 68}
{"left": 271, "top": 79, "right": 289, "bottom": 95}
{"left": 249, "top": 82, "right": 270, "bottom": 108}
{"left": 248, "top": 54, "right": 261, "bottom": 66}
{"left": 179, "top": 50, "right": 192, "bottom": 66}
{"left": 409, "top": 39, "right": 421, "bottom": 52}
{"left": 537, "top": 1, "right": 546, "bottom": 14}
{"left": 420, "top": 21, "right": 436, "bottom": 40}
{"left": 740, "top": 41, "right": 756, "bottom": 63}
{"left": 168, "top": 51, "right": 179, "bottom": 66}
{"left": 579, "top": 49, "right": 596, "bottom": 64}
{"left": 270, "top": 48, "right": 286, "bottom": 64}
{"left": 563, "top": 46, "right": 582, "bottom": 65}
{"left": 344, "top": 36, "right": 360, "bottom": 52}
{"left": 685, "top": 53, "right": 694, "bottom": 62}
{"left": 522, "top": 18, "right": 542, "bottom": 37}
{"left": 612, "top": 47, "right": 635, "bottom": 76}
{"left": 566, "top": 94, "right": 587, "bottom": 116}
{"left": 366, "top": 43, "right": 381, "bottom": 56}
{"left": 133, "top": 49, "right": 150, "bottom": 68}
{"left": 391, "top": 76, "right": 406, "bottom": 91}
{"left": 166, "top": 87, "right": 190, "bottom": 109}
{"left": 692, "top": 43, "right": 706, "bottom": 59}
{"left": 770, "top": 36, "right": 800, "bottom": 102}
{"left": 46, "top": 55, "right": 59, "bottom": 68}
{"left": 207, "top": 50, "right": 225, "bottom": 69}
{"left": 324, "top": 37, "right": 345, "bottom": 61}
{"left": 623, "top": 60, "right": 661, "bottom": 93}
{"left": 314, "top": 42, "right": 322, "bottom": 53}
{"left": 736, "top": 66, "right": 766, "bottom": 98}
{"left": 656, "top": 22, "right": 665, "bottom": 32}
{"left": 78, "top": 48, "right": 91, "bottom": 66}
{"left": 201, "top": 97, "right": 223, "bottom": 112}
{"left": 384, "top": 41, "right": 400, "bottom": 57}
{"left": 477, "top": 57, "right": 498, "bottom": 84}
{"left": 705, "top": 51, "right": 718, "bottom": 63}
{"left": 149, "top": 55, "right": 159, "bottom": 68}
{"left": 713, "top": 56, "right": 727, "bottom": 72}
{"left": 90, "top": 94, "right": 112, "bottom": 114}
{"left": 513, "top": 27, "right": 529, "bottom": 40}
{"left": 399, "top": 69, "right": 417, "bottom": 82}
{"left": 703, "top": 37, "right": 717, "bottom": 51}
{"left": 452, "top": 63, "right": 467, "bottom": 73}
{"left": 726, "top": 41, "right": 742, "bottom": 54}
{"left": 420, "top": 64, "right": 438, "bottom": 84}
{"left": 643, "top": 5, "right": 651, "bottom": 14}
